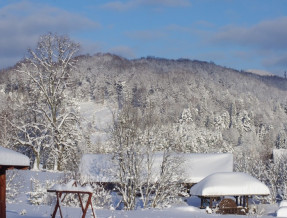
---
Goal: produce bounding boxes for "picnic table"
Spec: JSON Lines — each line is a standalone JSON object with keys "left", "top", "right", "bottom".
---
{"left": 47, "top": 180, "right": 96, "bottom": 218}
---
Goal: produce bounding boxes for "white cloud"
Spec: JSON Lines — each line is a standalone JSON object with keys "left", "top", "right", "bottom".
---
{"left": 0, "top": 1, "right": 100, "bottom": 68}
{"left": 263, "top": 53, "right": 287, "bottom": 68}
{"left": 101, "top": 0, "right": 191, "bottom": 11}
{"left": 213, "top": 17, "right": 287, "bottom": 50}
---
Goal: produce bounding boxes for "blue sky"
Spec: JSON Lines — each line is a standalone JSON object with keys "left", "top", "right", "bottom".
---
{"left": 0, "top": 0, "right": 287, "bottom": 76}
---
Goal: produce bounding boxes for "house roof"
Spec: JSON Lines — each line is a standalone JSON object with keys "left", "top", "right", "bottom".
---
{"left": 79, "top": 153, "right": 233, "bottom": 184}
{"left": 0, "top": 146, "right": 30, "bottom": 167}
{"left": 190, "top": 172, "right": 270, "bottom": 197}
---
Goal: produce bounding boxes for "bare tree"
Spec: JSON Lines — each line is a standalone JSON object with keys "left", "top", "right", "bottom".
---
{"left": 17, "top": 33, "right": 81, "bottom": 171}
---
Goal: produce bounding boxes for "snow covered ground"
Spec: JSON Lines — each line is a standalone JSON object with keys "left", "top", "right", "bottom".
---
{"left": 6, "top": 202, "right": 278, "bottom": 218}
{"left": 3, "top": 162, "right": 280, "bottom": 218}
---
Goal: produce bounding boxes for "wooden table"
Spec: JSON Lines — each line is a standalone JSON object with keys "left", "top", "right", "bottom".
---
{"left": 47, "top": 186, "right": 96, "bottom": 218}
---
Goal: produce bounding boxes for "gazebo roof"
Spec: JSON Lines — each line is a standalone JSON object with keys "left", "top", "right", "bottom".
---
{"left": 0, "top": 146, "right": 30, "bottom": 167}
{"left": 190, "top": 172, "right": 270, "bottom": 197}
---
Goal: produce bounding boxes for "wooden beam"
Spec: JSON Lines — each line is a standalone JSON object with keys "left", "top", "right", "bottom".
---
{"left": 0, "top": 169, "right": 6, "bottom": 218}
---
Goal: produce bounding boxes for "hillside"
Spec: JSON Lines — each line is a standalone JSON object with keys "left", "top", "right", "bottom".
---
{"left": 70, "top": 54, "right": 287, "bottom": 155}
{"left": 2, "top": 53, "right": 287, "bottom": 157}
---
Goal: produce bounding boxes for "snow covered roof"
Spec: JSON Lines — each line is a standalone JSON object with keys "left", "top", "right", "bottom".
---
{"left": 190, "top": 172, "right": 270, "bottom": 197}
{"left": 0, "top": 146, "right": 30, "bottom": 167}
{"left": 180, "top": 153, "right": 233, "bottom": 183}
{"left": 79, "top": 153, "right": 233, "bottom": 184}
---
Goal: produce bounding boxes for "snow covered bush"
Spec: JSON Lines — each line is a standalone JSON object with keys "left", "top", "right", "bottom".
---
{"left": 81, "top": 183, "right": 112, "bottom": 209}
{"left": 28, "top": 177, "right": 56, "bottom": 205}
{"left": 140, "top": 152, "right": 186, "bottom": 208}
{"left": 235, "top": 147, "right": 287, "bottom": 204}
{"left": 92, "top": 184, "right": 112, "bottom": 208}
{"left": 6, "top": 170, "right": 24, "bottom": 203}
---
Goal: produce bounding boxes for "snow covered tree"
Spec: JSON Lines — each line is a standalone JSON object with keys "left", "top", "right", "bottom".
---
{"left": 111, "top": 103, "right": 142, "bottom": 210}
{"left": 110, "top": 100, "right": 184, "bottom": 209}
{"left": 17, "top": 33, "right": 82, "bottom": 171}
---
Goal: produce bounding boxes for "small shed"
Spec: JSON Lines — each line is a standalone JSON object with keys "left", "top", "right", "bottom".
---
{"left": 79, "top": 153, "right": 233, "bottom": 186}
{"left": 190, "top": 172, "right": 270, "bottom": 214}
{"left": 0, "top": 146, "right": 30, "bottom": 218}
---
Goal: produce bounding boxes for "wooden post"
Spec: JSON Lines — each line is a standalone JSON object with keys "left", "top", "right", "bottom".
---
{"left": 209, "top": 197, "right": 213, "bottom": 208}
{"left": 245, "top": 196, "right": 248, "bottom": 208}
{"left": 200, "top": 197, "right": 204, "bottom": 209}
{"left": 82, "top": 193, "right": 91, "bottom": 218}
{"left": 51, "top": 192, "right": 63, "bottom": 218}
{"left": 0, "top": 168, "right": 6, "bottom": 218}
{"left": 235, "top": 196, "right": 238, "bottom": 206}
{"left": 89, "top": 195, "right": 96, "bottom": 218}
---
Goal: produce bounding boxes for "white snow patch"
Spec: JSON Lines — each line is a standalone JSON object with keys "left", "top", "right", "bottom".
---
{"left": 246, "top": 69, "right": 274, "bottom": 76}
{"left": 279, "top": 200, "right": 287, "bottom": 208}
{"left": 277, "top": 207, "right": 287, "bottom": 217}
{"left": 190, "top": 172, "right": 270, "bottom": 197}
{"left": 0, "top": 146, "right": 30, "bottom": 166}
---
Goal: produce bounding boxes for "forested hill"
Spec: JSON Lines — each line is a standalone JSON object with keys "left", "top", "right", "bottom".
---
{"left": 1, "top": 53, "right": 287, "bottom": 165}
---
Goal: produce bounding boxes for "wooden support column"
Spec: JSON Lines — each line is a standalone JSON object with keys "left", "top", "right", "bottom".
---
{"left": 245, "top": 196, "right": 248, "bottom": 208}
{"left": 0, "top": 168, "right": 6, "bottom": 218}
{"left": 209, "top": 197, "right": 213, "bottom": 208}
{"left": 200, "top": 197, "right": 204, "bottom": 209}
{"left": 235, "top": 196, "right": 238, "bottom": 206}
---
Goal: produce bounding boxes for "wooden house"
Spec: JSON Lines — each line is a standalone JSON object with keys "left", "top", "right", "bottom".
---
{"left": 79, "top": 153, "right": 233, "bottom": 190}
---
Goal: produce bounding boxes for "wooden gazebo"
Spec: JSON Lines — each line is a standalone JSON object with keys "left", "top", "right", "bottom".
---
{"left": 0, "top": 146, "right": 30, "bottom": 218}
{"left": 190, "top": 172, "right": 270, "bottom": 214}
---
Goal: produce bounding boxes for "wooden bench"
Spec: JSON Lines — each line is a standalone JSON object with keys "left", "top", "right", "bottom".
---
{"left": 216, "top": 198, "right": 247, "bottom": 215}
